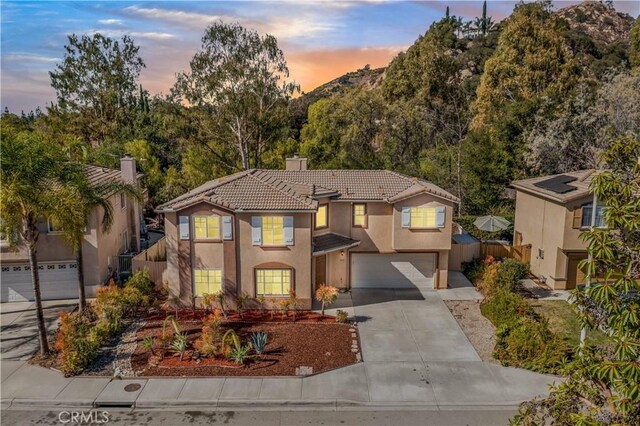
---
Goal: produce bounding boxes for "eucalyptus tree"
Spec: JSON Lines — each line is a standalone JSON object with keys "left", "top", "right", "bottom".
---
{"left": 173, "top": 22, "right": 298, "bottom": 170}
{"left": 0, "top": 128, "right": 86, "bottom": 355}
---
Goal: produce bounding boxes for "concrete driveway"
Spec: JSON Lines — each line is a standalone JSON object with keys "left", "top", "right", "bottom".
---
{"left": 353, "top": 289, "right": 481, "bottom": 363}
{"left": 0, "top": 300, "right": 77, "bottom": 361}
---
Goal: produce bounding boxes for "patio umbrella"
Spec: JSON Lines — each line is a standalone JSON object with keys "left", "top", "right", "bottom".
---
{"left": 473, "top": 215, "right": 510, "bottom": 232}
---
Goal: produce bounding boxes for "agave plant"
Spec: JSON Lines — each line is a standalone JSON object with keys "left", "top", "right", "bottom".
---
{"left": 171, "top": 332, "right": 188, "bottom": 361}
{"left": 250, "top": 332, "right": 268, "bottom": 354}
{"left": 228, "top": 344, "right": 252, "bottom": 365}
{"left": 142, "top": 336, "right": 154, "bottom": 355}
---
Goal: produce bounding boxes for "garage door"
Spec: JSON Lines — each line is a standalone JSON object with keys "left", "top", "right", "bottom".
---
{"left": 1, "top": 261, "right": 79, "bottom": 302}
{"left": 351, "top": 253, "right": 436, "bottom": 289}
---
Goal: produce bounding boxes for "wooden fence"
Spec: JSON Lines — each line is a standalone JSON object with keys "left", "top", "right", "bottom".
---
{"left": 449, "top": 242, "right": 481, "bottom": 271}
{"left": 480, "top": 241, "right": 531, "bottom": 264}
{"left": 131, "top": 237, "right": 167, "bottom": 287}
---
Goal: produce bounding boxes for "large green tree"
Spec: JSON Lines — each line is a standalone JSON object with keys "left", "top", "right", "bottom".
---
{"left": 0, "top": 126, "right": 87, "bottom": 355}
{"left": 48, "top": 33, "right": 145, "bottom": 146}
{"left": 513, "top": 137, "right": 640, "bottom": 425}
{"left": 173, "top": 22, "right": 297, "bottom": 171}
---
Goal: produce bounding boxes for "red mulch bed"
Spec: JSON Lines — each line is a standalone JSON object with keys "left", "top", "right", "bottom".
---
{"left": 132, "top": 315, "right": 358, "bottom": 377}
{"left": 145, "top": 309, "right": 336, "bottom": 323}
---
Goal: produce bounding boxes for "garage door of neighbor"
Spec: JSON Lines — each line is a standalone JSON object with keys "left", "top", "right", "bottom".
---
{"left": 1, "top": 261, "right": 79, "bottom": 302}
{"left": 351, "top": 253, "right": 436, "bottom": 289}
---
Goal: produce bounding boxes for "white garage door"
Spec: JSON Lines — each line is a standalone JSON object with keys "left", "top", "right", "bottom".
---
{"left": 351, "top": 253, "right": 436, "bottom": 289}
{"left": 1, "top": 261, "right": 79, "bottom": 302}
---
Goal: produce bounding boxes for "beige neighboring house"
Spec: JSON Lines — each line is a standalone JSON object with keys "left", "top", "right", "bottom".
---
{"left": 511, "top": 170, "right": 602, "bottom": 290}
{"left": 157, "top": 157, "right": 459, "bottom": 309}
{"left": 0, "top": 156, "right": 143, "bottom": 302}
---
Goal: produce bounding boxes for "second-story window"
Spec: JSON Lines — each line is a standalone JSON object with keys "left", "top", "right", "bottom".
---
{"left": 402, "top": 206, "right": 446, "bottom": 229}
{"left": 193, "top": 215, "right": 220, "bottom": 240}
{"left": 410, "top": 207, "right": 437, "bottom": 228}
{"left": 353, "top": 204, "right": 367, "bottom": 227}
{"left": 581, "top": 203, "right": 606, "bottom": 228}
{"left": 263, "top": 216, "right": 284, "bottom": 245}
{"left": 120, "top": 192, "right": 126, "bottom": 209}
{"left": 315, "top": 205, "right": 328, "bottom": 229}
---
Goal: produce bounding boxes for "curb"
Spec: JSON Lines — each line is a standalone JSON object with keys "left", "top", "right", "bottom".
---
{"left": 3, "top": 397, "right": 527, "bottom": 412}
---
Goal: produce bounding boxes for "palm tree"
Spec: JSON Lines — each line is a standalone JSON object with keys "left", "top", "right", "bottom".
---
{"left": 60, "top": 176, "right": 141, "bottom": 311}
{"left": 1, "top": 129, "right": 87, "bottom": 355}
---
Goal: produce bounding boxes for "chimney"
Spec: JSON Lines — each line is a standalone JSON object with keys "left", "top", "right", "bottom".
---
{"left": 285, "top": 154, "right": 308, "bottom": 171}
{"left": 120, "top": 153, "right": 137, "bottom": 184}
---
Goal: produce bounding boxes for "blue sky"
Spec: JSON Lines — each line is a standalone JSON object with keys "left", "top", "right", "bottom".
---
{"left": 2, "top": 1, "right": 638, "bottom": 113}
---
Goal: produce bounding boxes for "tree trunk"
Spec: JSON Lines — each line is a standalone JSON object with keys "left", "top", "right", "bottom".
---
{"left": 27, "top": 241, "right": 50, "bottom": 355}
{"left": 76, "top": 247, "right": 86, "bottom": 312}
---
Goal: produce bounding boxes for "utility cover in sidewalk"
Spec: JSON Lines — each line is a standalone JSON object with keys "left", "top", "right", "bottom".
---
{"left": 94, "top": 380, "right": 146, "bottom": 407}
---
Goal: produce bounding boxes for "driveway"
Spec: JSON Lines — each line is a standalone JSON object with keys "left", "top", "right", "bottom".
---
{"left": 0, "top": 300, "right": 77, "bottom": 361}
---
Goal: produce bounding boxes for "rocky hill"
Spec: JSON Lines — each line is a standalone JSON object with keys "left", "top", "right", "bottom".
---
{"left": 555, "top": 1, "right": 635, "bottom": 45}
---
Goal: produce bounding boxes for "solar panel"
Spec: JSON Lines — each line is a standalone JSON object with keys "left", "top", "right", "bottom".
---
{"left": 533, "top": 175, "right": 578, "bottom": 194}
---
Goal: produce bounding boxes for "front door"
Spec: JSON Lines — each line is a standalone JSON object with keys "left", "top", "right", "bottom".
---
{"left": 567, "top": 254, "right": 588, "bottom": 289}
{"left": 315, "top": 255, "right": 326, "bottom": 288}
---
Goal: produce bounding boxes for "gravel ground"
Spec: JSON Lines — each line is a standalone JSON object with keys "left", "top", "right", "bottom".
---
{"left": 444, "top": 300, "right": 499, "bottom": 364}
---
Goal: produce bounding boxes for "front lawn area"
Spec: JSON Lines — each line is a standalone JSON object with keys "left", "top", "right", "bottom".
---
{"left": 529, "top": 300, "right": 612, "bottom": 346}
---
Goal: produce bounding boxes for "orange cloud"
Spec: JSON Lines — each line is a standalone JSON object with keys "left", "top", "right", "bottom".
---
{"left": 286, "top": 46, "right": 405, "bottom": 93}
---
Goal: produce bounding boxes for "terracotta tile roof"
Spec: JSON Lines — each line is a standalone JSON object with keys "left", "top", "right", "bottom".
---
{"left": 511, "top": 169, "right": 597, "bottom": 203}
{"left": 313, "top": 233, "right": 360, "bottom": 255}
{"left": 157, "top": 169, "right": 459, "bottom": 212}
{"left": 84, "top": 165, "right": 142, "bottom": 187}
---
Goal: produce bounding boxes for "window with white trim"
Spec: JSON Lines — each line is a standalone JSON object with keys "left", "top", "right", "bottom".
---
{"left": 581, "top": 203, "right": 606, "bottom": 228}
{"left": 409, "top": 207, "right": 437, "bottom": 228}
{"left": 256, "top": 269, "right": 291, "bottom": 296}
{"left": 262, "top": 216, "right": 284, "bottom": 245}
{"left": 193, "top": 215, "right": 220, "bottom": 240}
{"left": 194, "top": 269, "right": 222, "bottom": 296}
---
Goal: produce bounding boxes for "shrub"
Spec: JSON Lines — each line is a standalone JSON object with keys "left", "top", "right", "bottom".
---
{"left": 194, "top": 313, "right": 222, "bottom": 357}
{"left": 94, "top": 285, "right": 125, "bottom": 334}
{"left": 481, "top": 289, "right": 537, "bottom": 327}
{"left": 142, "top": 336, "right": 154, "bottom": 355}
{"left": 56, "top": 312, "right": 100, "bottom": 376}
{"left": 494, "top": 317, "right": 570, "bottom": 374}
{"left": 496, "top": 259, "right": 529, "bottom": 292}
{"left": 228, "top": 343, "right": 253, "bottom": 364}
{"left": 249, "top": 332, "right": 268, "bottom": 354}
{"left": 288, "top": 290, "right": 301, "bottom": 322}
{"left": 256, "top": 295, "right": 266, "bottom": 317}
{"left": 235, "top": 292, "right": 250, "bottom": 319}
{"left": 315, "top": 284, "right": 339, "bottom": 316}
{"left": 215, "top": 291, "right": 227, "bottom": 319}
{"left": 462, "top": 258, "right": 484, "bottom": 285}
{"left": 201, "top": 293, "right": 216, "bottom": 313}
{"left": 126, "top": 269, "right": 154, "bottom": 295}
{"left": 336, "top": 309, "right": 348, "bottom": 323}
{"left": 171, "top": 332, "right": 188, "bottom": 361}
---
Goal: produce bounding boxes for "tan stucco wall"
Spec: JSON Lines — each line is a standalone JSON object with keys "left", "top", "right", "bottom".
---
{"left": 237, "top": 212, "right": 313, "bottom": 307}
{"left": 513, "top": 190, "right": 589, "bottom": 289}
{"left": 392, "top": 194, "right": 454, "bottom": 252}
{"left": 0, "top": 193, "right": 137, "bottom": 292}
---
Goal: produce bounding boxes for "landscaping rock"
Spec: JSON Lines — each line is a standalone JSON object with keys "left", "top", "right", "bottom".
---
{"left": 113, "top": 321, "right": 145, "bottom": 377}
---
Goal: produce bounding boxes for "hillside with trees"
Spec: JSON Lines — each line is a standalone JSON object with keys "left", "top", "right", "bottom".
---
{"left": 2, "top": 0, "right": 638, "bottom": 218}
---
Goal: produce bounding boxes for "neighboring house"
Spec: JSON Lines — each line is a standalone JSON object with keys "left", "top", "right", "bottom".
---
{"left": 511, "top": 170, "right": 602, "bottom": 290}
{"left": 0, "top": 156, "right": 143, "bottom": 302}
{"left": 157, "top": 156, "right": 459, "bottom": 309}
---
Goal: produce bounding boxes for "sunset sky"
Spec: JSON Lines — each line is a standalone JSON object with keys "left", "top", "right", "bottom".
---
{"left": 2, "top": 1, "right": 638, "bottom": 112}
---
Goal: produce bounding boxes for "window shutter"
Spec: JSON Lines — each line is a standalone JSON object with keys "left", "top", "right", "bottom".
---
{"left": 572, "top": 207, "right": 582, "bottom": 229}
{"left": 222, "top": 216, "right": 233, "bottom": 240}
{"left": 401, "top": 207, "right": 411, "bottom": 228}
{"left": 436, "top": 206, "right": 446, "bottom": 228}
{"left": 284, "top": 216, "right": 294, "bottom": 246}
{"left": 251, "top": 216, "right": 262, "bottom": 245}
{"left": 179, "top": 216, "right": 190, "bottom": 240}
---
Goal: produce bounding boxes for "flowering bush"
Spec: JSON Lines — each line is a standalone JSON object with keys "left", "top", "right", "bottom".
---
{"left": 315, "top": 284, "right": 339, "bottom": 316}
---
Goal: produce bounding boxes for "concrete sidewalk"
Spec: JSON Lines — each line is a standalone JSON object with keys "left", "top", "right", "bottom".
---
{"left": 1, "top": 360, "right": 555, "bottom": 411}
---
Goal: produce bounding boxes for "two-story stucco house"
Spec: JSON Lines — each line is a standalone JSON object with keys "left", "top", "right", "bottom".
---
{"left": 157, "top": 157, "right": 459, "bottom": 308}
{"left": 511, "top": 170, "right": 602, "bottom": 290}
{"left": 0, "top": 156, "right": 143, "bottom": 302}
